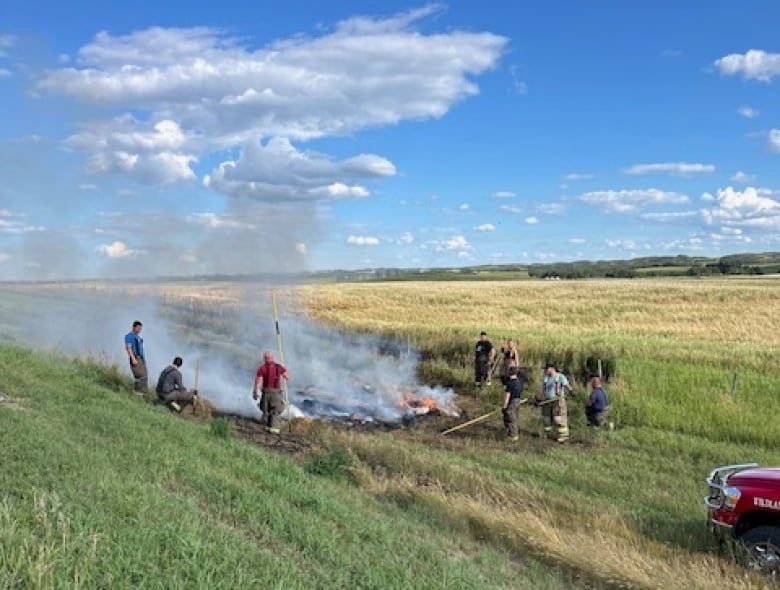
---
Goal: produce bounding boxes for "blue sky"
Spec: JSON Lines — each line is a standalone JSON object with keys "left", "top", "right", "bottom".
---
{"left": 1, "top": 1, "right": 779, "bottom": 279}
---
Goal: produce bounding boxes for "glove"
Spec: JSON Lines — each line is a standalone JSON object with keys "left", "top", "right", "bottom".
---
{"left": 252, "top": 391, "right": 258, "bottom": 401}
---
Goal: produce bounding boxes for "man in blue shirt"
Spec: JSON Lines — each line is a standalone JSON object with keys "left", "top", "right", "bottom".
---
{"left": 124, "top": 320, "right": 147, "bottom": 393}
{"left": 586, "top": 376, "right": 610, "bottom": 427}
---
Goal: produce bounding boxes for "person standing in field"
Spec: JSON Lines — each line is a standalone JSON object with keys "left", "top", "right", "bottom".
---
{"left": 155, "top": 356, "right": 197, "bottom": 412}
{"left": 124, "top": 320, "right": 147, "bottom": 394}
{"left": 252, "top": 351, "right": 289, "bottom": 435}
{"left": 500, "top": 339, "right": 520, "bottom": 387}
{"left": 502, "top": 366, "right": 525, "bottom": 441}
{"left": 474, "top": 331, "right": 495, "bottom": 387}
{"left": 537, "top": 362, "right": 572, "bottom": 443}
{"left": 585, "top": 376, "right": 610, "bottom": 427}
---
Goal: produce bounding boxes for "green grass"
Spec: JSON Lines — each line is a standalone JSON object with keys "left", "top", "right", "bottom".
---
{"left": 0, "top": 345, "right": 588, "bottom": 590}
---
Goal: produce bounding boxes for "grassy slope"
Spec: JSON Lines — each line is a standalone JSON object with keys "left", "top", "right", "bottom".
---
{"left": 0, "top": 345, "right": 585, "bottom": 590}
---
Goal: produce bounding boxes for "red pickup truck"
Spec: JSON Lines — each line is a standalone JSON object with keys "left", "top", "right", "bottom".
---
{"left": 705, "top": 463, "right": 780, "bottom": 573}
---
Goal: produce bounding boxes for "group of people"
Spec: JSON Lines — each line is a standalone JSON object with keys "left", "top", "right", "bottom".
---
{"left": 124, "top": 321, "right": 289, "bottom": 430}
{"left": 475, "top": 331, "right": 611, "bottom": 443}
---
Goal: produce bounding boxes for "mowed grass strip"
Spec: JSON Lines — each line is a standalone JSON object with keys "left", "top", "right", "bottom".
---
{"left": 0, "top": 345, "right": 585, "bottom": 590}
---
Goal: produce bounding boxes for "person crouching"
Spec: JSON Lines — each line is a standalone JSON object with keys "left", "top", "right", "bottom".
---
{"left": 155, "top": 357, "right": 196, "bottom": 412}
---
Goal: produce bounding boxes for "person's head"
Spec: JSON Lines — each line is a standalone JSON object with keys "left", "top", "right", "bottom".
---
{"left": 263, "top": 351, "right": 274, "bottom": 364}
{"left": 545, "top": 361, "right": 556, "bottom": 376}
{"left": 591, "top": 376, "right": 602, "bottom": 389}
{"left": 480, "top": 331, "right": 488, "bottom": 341}
{"left": 172, "top": 357, "right": 183, "bottom": 368}
{"left": 132, "top": 320, "right": 143, "bottom": 334}
{"left": 507, "top": 338, "right": 515, "bottom": 348}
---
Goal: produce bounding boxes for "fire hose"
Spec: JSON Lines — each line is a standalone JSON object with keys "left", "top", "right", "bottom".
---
{"left": 440, "top": 396, "right": 563, "bottom": 436}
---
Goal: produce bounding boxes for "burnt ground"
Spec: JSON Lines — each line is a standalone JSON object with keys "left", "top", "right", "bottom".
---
{"left": 170, "top": 390, "right": 600, "bottom": 459}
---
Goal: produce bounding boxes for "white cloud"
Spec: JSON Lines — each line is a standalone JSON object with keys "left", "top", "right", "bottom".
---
{"left": 537, "top": 202, "right": 565, "bottom": 215}
{"left": 398, "top": 231, "right": 414, "bottom": 244}
{"left": 295, "top": 243, "right": 307, "bottom": 254}
{"left": 579, "top": 189, "right": 689, "bottom": 213}
{"left": 95, "top": 241, "right": 145, "bottom": 258}
{"left": 432, "top": 235, "right": 472, "bottom": 252}
{"left": 714, "top": 49, "right": 780, "bottom": 81}
{"left": 347, "top": 235, "right": 379, "bottom": 246}
{"left": 492, "top": 191, "right": 516, "bottom": 198}
{"left": 67, "top": 116, "right": 197, "bottom": 184}
{"left": 737, "top": 106, "right": 759, "bottom": 118}
{"left": 474, "top": 223, "right": 495, "bottom": 232}
{"left": 179, "top": 253, "right": 197, "bottom": 263}
{"left": 204, "top": 137, "right": 392, "bottom": 201}
{"left": 0, "top": 68, "right": 11, "bottom": 78}
{"left": 78, "top": 183, "right": 99, "bottom": 191}
{"left": 0, "top": 35, "right": 14, "bottom": 48}
{"left": 640, "top": 210, "right": 698, "bottom": 222}
{"left": 525, "top": 216, "right": 538, "bottom": 224}
{"left": 569, "top": 238, "right": 586, "bottom": 244}
{"left": 0, "top": 253, "right": 11, "bottom": 264}
{"left": 186, "top": 212, "right": 256, "bottom": 230}
{"left": 499, "top": 204, "right": 523, "bottom": 214}
{"left": 459, "top": 203, "right": 470, "bottom": 211}
{"left": 0, "top": 210, "right": 45, "bottom": 234}
{"left": 562, "top": 173, "right": 593, "bottom": 182}
{"left": 731, "top": 171, "right": 755, "bottom": 183}
{"left": 39, "top": 13, "right": 506, "bottom": 192}
{"left": 769, "top": 129, "right": 780, "bottom": 153}
{"left": 700, "top": 186, "right": 780, "bottom": 228}
{"left": 622, "top": 162, "right": 715, "bottom": 176}
{"left": 605, "top": 239, "right": 637, "bottom": 250}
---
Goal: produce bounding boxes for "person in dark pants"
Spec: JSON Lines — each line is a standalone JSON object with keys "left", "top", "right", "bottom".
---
{"left": 156, "top": 357, "right": 196, "bottom": 412}
{"left": 124, "top": 320, "right": 147, "bottom": 394}
{"left": 502, "top": 366, "right": 525, "bottom": 440}
{"left": 474, "top": 331, "right": 495, "bottom": 387}
{"left": 252, "top": 351, "right": 289, "bottom": 434}
{"left": 585, "top": 376, "right": 610, "bottom": 427}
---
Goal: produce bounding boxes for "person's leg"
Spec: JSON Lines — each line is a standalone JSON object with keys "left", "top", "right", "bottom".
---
{"left": 507, "top": 399, "right": 520, "bottom": 439}
{"left": 131, "top": 359, "right": 147, "bottom": 393}
{"left": 553, "top": 398, "right": 569, "bottom": 442}
{"left": 265, "top": 388, "right": 282, "bottom": 432}
{"left": 541, "top": 405, "right": 553, "bottom": 438}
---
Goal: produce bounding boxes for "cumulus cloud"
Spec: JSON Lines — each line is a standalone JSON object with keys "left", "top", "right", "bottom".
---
{"left": 640, "top": 210, "right": 698, "bottom": 222}
{"left": 492, "top": 191, "right": 516, "bottom": 198}
{"left": 738, "top": 106, "right": 759, "bottom": 118}
{"left": 459, "top": 203, "right": 470, "bottom": 211}
{"left": 569, "top": 238, "right": 586, "bottom": 244}
{"left": 66, "top": 117, "right": 197, "bottom": 184}
{"left": 731, "top": 171, "right": 755, "bottom": 183}
{"left": 39, "top": 12, "right": 506, "bottom": 195}
{"left": 621, "top": 162, "right": 715, "bottom": 176}
{"left": 474, "top": 223, "right": 495, "bottom": 232}
{"left": 605, "top": 239, "right": 637, "bottom": 250}
{"left": 525, "top": 216, "right": 538, "bottom": 224}
{"left": 295, "top": 243, "right": 307, "bottom": 254}
{"left": 204, "top": 137, "right": 392, "bottom": 201}
{"left": 432, "top": 235, "right": 472, "bottom": 252}
{"left": 700, "top": 186, "right": 780, "bottom": 229}
{"left": 579, "top": 189, "right": 689, "bottom": 213}
{"left": 499, "top": 204, "right": 523, "bottom": 214}
{"left": 714, "top": 49, "right": 780, "bottom": 81}
{"left": 186, "top": 212, "right": 256, "bottom": 230}
{"left": 347, "top": 235, "right": 379, "bottom": 246}
{"left": 95, "top": 241, "right": 145, "bottom": 258}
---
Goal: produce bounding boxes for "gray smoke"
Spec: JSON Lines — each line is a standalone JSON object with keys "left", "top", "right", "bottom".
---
{"left": 0, "top": 283, "right": 458, "bottom": 423}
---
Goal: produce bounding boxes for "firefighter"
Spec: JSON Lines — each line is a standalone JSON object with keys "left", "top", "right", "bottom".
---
{"left": 502, "top": 366, "right": 525, "bottom": 440}
{"left": 537, "top": 362, "right": 572, "bottom": 442}
{"left": 155, "top": 357, "right": 196, "bottom": 412}
{"left": 252, "top": 351, "right": 289, "bottom": 435}
{"left": 474, "top": 331, "right": 495, "bottom": 387}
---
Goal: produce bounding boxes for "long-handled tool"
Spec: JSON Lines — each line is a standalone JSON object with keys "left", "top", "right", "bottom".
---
{"left": 271, "top": 290, "right": 289, "bottom": 408}
{"left": 192, "top": 358, "right": 200, "bottom": 410}
{"left": 441, "top": 410, "right": 497, "bottom": 436}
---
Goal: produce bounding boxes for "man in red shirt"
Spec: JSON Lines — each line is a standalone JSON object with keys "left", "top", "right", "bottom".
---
{"left": 252, "top": 351, "right": 289, "bottom": 434}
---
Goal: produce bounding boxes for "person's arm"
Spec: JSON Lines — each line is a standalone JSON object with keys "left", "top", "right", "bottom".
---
{"left": 252, "top": 368, "right": 263, "bottom": 400}
{"left": 585, "top": 391, "right": 594, "bottom": 407}
{"left": 281, "top": 365, "right": 290, "bottom": 382}
{"left": 124, "top": 336, "right": 138, "bottom": 365}
{"left": 173, "top": 370, "right": 183, "bottom": 391}
{"left": 488, "top": 344, "right": 495, "bottom": 363}
{"left": 502, "top": 391, "right": 510, "bottom": 410}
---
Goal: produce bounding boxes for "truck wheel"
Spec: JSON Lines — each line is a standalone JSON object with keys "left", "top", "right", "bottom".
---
{"left": 739, "top": 526, "right": 780, "bottom": 574}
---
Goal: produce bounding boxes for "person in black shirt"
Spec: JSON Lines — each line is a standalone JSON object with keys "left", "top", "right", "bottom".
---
{"left": 502, "top": 366, "right": 525, "bottom": 440}
{"left": 474, "top": 331, "right": 495, "bottom": 387}
{"left": 155, "top": 357, "right": 197, "bottom": 412}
